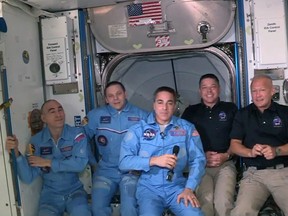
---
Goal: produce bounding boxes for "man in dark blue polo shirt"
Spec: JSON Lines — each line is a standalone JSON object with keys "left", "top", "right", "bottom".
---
{"left": 182, "top": 73, "right": 237, "bottom": 216}
{"left": 230, "top": 75, "right": 288, "bottom": 215}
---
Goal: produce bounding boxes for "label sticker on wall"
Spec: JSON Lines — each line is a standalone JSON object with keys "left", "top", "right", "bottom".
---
{"left": 108, "top": 24, "right": 127, "bottom": 38}
{"left": 155, "top": 35, "right": 170, "bottom": 47}
{"left": 74, "top": 115, "right": 82, "bottom": 127}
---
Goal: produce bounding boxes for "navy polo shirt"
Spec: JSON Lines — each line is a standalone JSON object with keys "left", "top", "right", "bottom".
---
{"left": 230, "top": 101, "right": 288, "bottom": 167}
{"left": 182, "top": 100, "right": 237, "bottom": 152}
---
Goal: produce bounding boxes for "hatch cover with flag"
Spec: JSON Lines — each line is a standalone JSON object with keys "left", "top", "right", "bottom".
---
{"left": 127, "top": 1, "right": 162, "bottom": 26}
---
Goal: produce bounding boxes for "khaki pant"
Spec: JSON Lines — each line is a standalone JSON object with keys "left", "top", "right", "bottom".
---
{"left": 231, "top": 167, "right": 288, "bottom": 216}
{"left": 196, "top": 160, "right": 237, "bottom": 216}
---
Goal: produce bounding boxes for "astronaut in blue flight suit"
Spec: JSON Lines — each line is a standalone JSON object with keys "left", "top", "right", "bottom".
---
{"left": 119, "top": 86, "right": 206, "bottom": 216}
{"left": 84, "top": 81, "right": 148, "bottom": 216}
{"left": 5, "top": 99, "right": 91, "bottom": 216}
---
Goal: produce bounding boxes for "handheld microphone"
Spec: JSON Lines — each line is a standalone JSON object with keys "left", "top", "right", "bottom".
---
{"left": 166, "top": 145, "right": 180, "bottom": 181}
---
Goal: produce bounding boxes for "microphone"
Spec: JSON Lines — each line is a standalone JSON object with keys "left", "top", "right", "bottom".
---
{"left": 160, "top": 132, "right": 166, "bottom": 139}
{"left": 166, "top": 145, "right": 180, "bottom": 181}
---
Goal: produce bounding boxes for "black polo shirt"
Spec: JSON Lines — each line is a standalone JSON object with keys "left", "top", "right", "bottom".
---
{"left": 182, "top": 100, "right": 237, "bottom": 152}
{"left": 230, "top": 101, "right": 288, "bottom": 167}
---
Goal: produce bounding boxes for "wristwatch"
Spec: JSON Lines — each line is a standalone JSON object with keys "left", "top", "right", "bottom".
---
{"left": 275, "top": 147, "right": 281, "bottom": 156}
{"left": 227, "top": 153, "right": 233, "bottom": 161}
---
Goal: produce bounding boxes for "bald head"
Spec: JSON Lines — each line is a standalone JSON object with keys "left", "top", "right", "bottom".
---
{"left": 251, "top": 75, "right": 273, "bottom": 89}
{"left": 41, "top": 100, "right": 65, "bottom": 129}
{"left": 41, "top": 99, "right": 61, "bottom": 114}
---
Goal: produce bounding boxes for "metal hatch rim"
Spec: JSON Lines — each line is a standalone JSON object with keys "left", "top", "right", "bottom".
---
{"left": 101, "top": 46, "right": 237, "bottom": 103}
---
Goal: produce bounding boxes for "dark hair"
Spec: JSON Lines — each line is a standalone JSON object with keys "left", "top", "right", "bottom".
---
{"left": 104, "top": 81, "right": 126, "bottom": 96}
{"left": 199, "top": 73, "right": 220, "bottom": 87}
{"left": 153, "top": 86, "right": 177, "bottom": 102}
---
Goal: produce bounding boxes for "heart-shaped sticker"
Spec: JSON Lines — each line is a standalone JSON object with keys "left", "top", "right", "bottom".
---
{"left": 133, "top": 44, "right": 142, "bottom": 49}
{"left": 184, "top": 39, "right": 194, "bottom": 45}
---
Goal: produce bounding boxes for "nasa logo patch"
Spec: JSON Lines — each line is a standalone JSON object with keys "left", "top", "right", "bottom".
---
{"left": 143, "top": 128, "right": 156, "bottom": 140}
{"left": 273, "top": 116, "right": 282, "bottom": 127}
{"left": 219, "top": 111, "right": 227, "bottom": 121}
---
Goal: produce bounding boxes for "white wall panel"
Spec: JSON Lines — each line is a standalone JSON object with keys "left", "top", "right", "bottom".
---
{"left": 0, "top": 2, "right": 44, "bottom": 216}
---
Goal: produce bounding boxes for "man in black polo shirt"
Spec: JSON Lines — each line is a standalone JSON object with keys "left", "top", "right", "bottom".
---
{"left": 230, "top": 74, "right": 288, "bottom": 215}
{"left": 182, "top": 73, "right": 237, "bottom": 216}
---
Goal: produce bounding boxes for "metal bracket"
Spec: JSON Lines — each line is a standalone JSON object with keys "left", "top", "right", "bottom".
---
{"left": 197, "top": 21, "right": 211, "bottom": 43}
{"left": 147, "top": 21, "right": 175, "bottom": 37}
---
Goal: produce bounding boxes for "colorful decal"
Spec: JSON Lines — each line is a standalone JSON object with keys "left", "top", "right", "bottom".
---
{"left": 155, "top": 35, "right": 170, "bottom": 47}
{"left": 218, "top": 111, "right": 227, "bottom": 121}
{"left": 143, "top": 128, "right": 156, "bottom": 140}
{"left": 75, "top": 133, "right": 86, "bottom": 142}
{"left": 26, "top": 143, "right": 35, "bottom": 156}
{"left": 192, "top": 129, "right": 200, "bottom": 136}
{"left": 97, "top": 135, "right": 108, "bottom": 146}
{"left": 273, "top": 116, "right": 282, "bottom": 127}
{"left": 127, "top": 1, "right": 162, "bottom": 26}
{"left": 81, "top": 116, "right": 88, "bottom": 126}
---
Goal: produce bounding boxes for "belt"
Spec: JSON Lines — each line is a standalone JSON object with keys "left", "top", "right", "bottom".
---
{"left": 247, "top": 163, "right": 288, "bottom": 170}
{"left": 128, "top": 170, "right": 141, "bottom": 176}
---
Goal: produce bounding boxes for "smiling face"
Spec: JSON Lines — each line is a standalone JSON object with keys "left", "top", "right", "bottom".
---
{"left": 105, "top": 83, "right": 127, "bottom": 111}
{"left": 251, "top": 75, "right": 274, "bottom": 113}
{"left": 41, "top": 100, "right": 65, "bottom": 130}
{"left": 199, "top": 77, "right": 220, "bottom": 107}
{"left": 153, "top": 90, "right": 176, "bottom": 125}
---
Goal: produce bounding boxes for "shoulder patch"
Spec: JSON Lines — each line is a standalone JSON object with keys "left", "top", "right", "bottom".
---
{"left": 81, "top": 116, "right": 88, "bottom": 125}
{"left": 74, "top": 133, "right": 85, "bottom": 142}
{"left": 192, "top": 129, "right": 199, "bottom": 136}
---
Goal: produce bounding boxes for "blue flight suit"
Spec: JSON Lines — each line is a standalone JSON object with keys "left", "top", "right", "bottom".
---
{"left": 119, "top": 112, "right": 206, "bottom": 216}
{"left": 16, "top": 124, "right": 91, "bottom": 216}
{"left": 84, "top": 101, "right": 148, "bottom": 216}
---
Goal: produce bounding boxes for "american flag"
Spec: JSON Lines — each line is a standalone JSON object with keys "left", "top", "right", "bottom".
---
{"left": 127, "top": 1, "right": 162, "bottom": 26}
